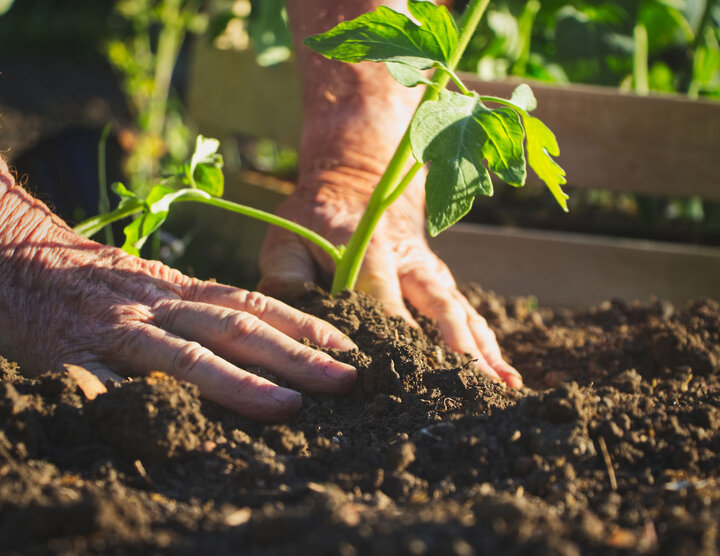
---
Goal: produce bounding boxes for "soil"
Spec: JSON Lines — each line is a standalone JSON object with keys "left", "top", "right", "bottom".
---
{"left": 1, "top": 286, "right": 719, "bottom": 555}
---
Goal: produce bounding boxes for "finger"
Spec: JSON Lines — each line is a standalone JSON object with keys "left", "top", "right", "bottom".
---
{"left": 187, "top": 283, "right": 356, "bottom": 351}
{"left": 258, "top": 228, "right": 318, "bottom": 300}
{"left": 400, "top": 265, "right": 504, "bottom": 384}
{"left": 454, "top": 293, "right": 523, "bottom": 388}
{"left": 355, "top": 247, "right": 418, "bottom": 326}
{"left": 116, "top": 323, "right": 302, "bottom": 421}
{"left": 154, "top": 300, "right": 357, "bottom": 394}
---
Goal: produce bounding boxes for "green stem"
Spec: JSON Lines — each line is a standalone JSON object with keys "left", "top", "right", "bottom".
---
{"left": 147, "top": 0, "right": 183, "bottom": 139}
{"left": 686, "top": 0, "right": 716, "bottom": 97}
{"left": 331, "top": 0, "right": 491, "bottom": 294}
{"left": 191, "top": 196, "right": 342, "bottom": 263}
{"left": 73, "top": 204, "right": 144, "bottom": 238}
{"left": 382, "top": 161, "right": 424, "bottom": 208}
{"left": 74, "top": 192, "right": 343, "bottom": 264}
{"left": 633, "top": 22, "right": 650, "bottom": 96}
{"left": 97, "top": 122, "right": 114, "bottom": 246}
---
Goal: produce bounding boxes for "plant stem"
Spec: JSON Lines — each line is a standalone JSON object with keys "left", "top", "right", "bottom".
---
{"left": 330, "top": 0, "right": 491, "bottom": 294}
{"left": 633, "top": 22, "right": 650, "bottom": 96}
{"left": 73, "top": 205, "right": 144, "bottom": 238}
{"left": 74, "top": 192, "right": 343, "bottom": 264}
{"left": 191, "top": 196, "right": 342, "bottom": 263}
{"left": 97, "top": 122, "right": 114, "bottom": 246}
{"left": 147, "top": 0, "right": 183, "bottom": 140}
{"left": 686, "top": 0, "right": 717, "bottom": 98}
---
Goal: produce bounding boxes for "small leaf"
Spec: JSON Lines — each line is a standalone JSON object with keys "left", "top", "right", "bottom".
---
{"left": 411, "top": 90, "right": 527, "bottom": 236}
{"left": 509, "top": 84, "right": 537, "bottom": 112}
{"left": 188, "top": 135, "right": 223, "bottom": 194}
{"left": 193, "top": 163, "right": 224, "bottom": 197}
{"left": 120, "top": 185, "right": 173, "bottom": 255}
{"left": 386, "top": 61, "right": 434, "bottom": 87}
{"left": 303, "top": 0, "right": 457, "bottom": 82}
{"left": 112, "top": 182, "right": 144, "bottom": 210}
{"left": 522, "top": 115, "right": 569, "bottom": 211}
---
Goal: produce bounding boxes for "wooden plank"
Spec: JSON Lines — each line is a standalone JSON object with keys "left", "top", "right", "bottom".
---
{"left": 187, "top": 42, "right": 720, "bottom": 199}
{"left": 187, "top": 41, "right": 303, "bottom": 149}
{"left": 429, "top": 223, "right": 720, "bottom": 307}
{"left": 463, "top": 78, "right": 720, "bottom": 200}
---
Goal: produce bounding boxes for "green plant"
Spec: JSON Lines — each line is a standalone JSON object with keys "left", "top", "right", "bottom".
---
{"left": 108, "top": 0, "right": 208, "bottom": 193}
{"left": 76, "top": 0, "right": 567, "bottom": 294}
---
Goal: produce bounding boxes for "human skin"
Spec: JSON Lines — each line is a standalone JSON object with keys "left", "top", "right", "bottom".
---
{"left": 0, "top": 156, "right": 357, "bottom": 421}
{"left": 259, "top": 0, "right": 522, "bottom": 388}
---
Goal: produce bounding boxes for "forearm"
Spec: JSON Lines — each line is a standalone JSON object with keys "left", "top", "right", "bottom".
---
{"left": 287, "top": 0, "right": 425, "bottom": 194}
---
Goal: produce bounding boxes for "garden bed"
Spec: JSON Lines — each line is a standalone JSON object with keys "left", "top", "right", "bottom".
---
{"left": 1, "top": 286, "right": 718, "bottom": 554}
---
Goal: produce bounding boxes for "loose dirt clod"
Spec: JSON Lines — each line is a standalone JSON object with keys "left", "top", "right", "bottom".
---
{"left": 1, "top": 286, "right": 718, "bottom": 554}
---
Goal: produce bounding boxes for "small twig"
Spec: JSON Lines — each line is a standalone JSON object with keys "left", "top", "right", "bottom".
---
{"left": 597, "top": 436, "right": 618, "bottom": 491}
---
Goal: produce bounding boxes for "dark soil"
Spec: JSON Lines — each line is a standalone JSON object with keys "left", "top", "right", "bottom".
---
{"left": 1, "top": 286, "right": 719, "bottom": 555}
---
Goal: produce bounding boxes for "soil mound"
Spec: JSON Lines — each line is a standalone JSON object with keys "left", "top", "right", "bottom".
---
{"left": 1, "top": 287, "right": 718, "bottom": 554}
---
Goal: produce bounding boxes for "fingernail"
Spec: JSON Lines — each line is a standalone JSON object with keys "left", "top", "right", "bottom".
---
{"left": 270, "top": 386, "right": 301, "bottom": 404}
{"left": 324, "top": 362, "right": 357, "bottom": 381}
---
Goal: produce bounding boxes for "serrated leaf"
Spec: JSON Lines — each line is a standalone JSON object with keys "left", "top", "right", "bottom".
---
{"left": 410, "top": 90, "right": 527, "bottom": 236}
{"left": 521, "top": 115, "right": 569, "bottom": 211}
{"left": 303, "top": 0, "right": 457, "bottom": 79}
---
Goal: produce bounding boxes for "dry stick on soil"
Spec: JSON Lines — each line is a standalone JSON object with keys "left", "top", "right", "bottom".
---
{"left": 597, "top": 436, "right": 618, "bottom": 491}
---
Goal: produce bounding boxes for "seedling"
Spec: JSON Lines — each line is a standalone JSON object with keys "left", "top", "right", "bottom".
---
{"left": 75, "top": 0, "right": 568, "bottom": 294}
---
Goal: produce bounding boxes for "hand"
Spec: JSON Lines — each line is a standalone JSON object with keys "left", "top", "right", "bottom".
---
{"left": 0, "top": 176, "right": 357, "bottom": 421}
{"left": 258, "top": 168, "right": 523, "bottom": 389}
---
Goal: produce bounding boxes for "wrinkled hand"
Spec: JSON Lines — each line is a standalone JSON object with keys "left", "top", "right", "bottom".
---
{"left": 0, "top": 177, "right": 356, "bottom": 421}
{"left": 259, "top": 170, "right": 523, "bottom": 388}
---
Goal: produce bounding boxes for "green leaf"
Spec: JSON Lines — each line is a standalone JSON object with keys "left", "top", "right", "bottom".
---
{"left": 188, "top": 135, "right": 224, "bottom": 196}
{"left": 193, "top": 163, "right": 224, "bottom": 197}
{"left": 509, "top": 83, "right": 537, "bottom": 112}
{"left": 0, "top": 0, "right": 15, "bottom": 16}
{"left": 521, "top": 115, "right": 569, "bottom": 211}
{"left": 410, "top": 90, "right": 527, "bottom": 236}
{"left": 120, "top": 185, "right": 171, "bottom": 255}
{"left": 111, "top": 182, "right": 144, "bottom": 210}
{"left": 386, "top": 61, "right": 435, "bottom": 87}
{"left": 303, "top": 0, "right": 458, "bottom": 78}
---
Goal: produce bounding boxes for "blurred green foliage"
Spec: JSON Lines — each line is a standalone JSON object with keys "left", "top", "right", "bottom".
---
{"left": 458, "top": 0, "right": 719, "bottom": 98}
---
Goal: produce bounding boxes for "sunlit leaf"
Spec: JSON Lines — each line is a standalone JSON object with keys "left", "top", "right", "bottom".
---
{"left": 410, "top": 90, "right": 527, "bottom": 236}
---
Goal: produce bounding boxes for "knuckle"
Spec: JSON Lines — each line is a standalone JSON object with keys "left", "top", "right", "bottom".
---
{"left": 172, "top": 341, "right": 209, "bottom": 380}
{"left": 151, "top": 298, "right": 181, "bottom": 329}
{"left": 242, "top": 291, "right": 270, "bottom": 318}
{"left": 221, "top": 311, "right": 262, "bottom": 343}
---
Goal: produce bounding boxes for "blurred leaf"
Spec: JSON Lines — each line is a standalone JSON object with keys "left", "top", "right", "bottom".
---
{"left": 0, "top": 0, "right": 14, "bottom": 16}
{"left": 248, "top": 0, "right": 292, "bottom": 66}
{"left": 649, "top": 60, "right": 678, "bottom": 90}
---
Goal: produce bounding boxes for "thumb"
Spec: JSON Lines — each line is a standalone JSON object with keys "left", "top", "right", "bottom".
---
{"left": 258, "top": 228, "right": 318, "bottom": 300}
